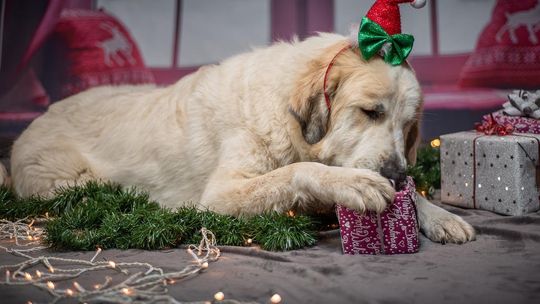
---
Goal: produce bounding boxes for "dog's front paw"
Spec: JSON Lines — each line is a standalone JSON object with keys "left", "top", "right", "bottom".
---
{"left": 421, "top": 212, "right": 476, "bottom": 244}
{"left": 332, "top": 168, "right": 395, "bottom": 214}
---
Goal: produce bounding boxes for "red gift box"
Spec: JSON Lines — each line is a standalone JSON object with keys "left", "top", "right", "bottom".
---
{"left": 482, "top": 110, "right": 540, "bottom": 134}
{"left": 336, "top": 177, "right": 420, "bottom": 255}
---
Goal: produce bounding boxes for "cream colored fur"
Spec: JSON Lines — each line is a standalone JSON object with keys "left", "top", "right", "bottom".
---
{"left": 9, "top": 33, "right": 474, "bottom": 244}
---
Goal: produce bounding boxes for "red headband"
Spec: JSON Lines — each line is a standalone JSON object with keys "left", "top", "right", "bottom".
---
{"left": 323, "top": 45, "right": 352, "bottom": 113}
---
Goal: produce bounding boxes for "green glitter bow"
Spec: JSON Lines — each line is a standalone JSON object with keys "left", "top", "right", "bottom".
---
{"left": 358, "top": 17, "right": 415, "bottom": 66}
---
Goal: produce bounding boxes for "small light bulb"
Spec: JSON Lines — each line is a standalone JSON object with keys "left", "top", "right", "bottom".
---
{"left": 47, "top": 281, "right": 55, "bottom": 289}
{"left": 94, "top": 284, "right": 101, "bottom": 290}
{"left": 201, "top": 262, "right": 209, "bottom": 269}
{"left": 287, "top": 210, "right": 295, "bottom": 217}
{"left": 35, "top": 270, "right": 42, "bottom": 278}
{"left": 66, "top": 289, "right": 74, "bottom": 296}
{"left": 497, "top": 176, "right": 501, "bottom": 181}
{"left": 108, "top": 261, "right": 116, "bottom": 268}
{"left": 246, "top": 238, "right": 253, "bottom": 245}
{"left": 122, "top": 288, "right": 131, "bottom": 295}
{"left": 27, "top": 236, "right": 33, "bottom": 241}
{"left": 478, "top": 184, "right": 482, "bottom": 188}
{"left": 430, "top": 138, "right": 441, "bottom": 148}
{"left": 271, "top": 293, "right": 282, "bottom": 304}
{"left": 24, "top": 273, "right": 32, "bottom": 281}
{"left": 465, "top": 183, "right": 468, "bottom": 187}
{"left": 48, "top": 266, "right": 55, "bottom": 273}
{"left": 214, "top": 291, "right": 225, "bottom": 301}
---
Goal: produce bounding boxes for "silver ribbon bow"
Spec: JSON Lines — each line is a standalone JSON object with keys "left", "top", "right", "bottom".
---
{"left": 503, "top": 90, "right": 540, "bottom": 120}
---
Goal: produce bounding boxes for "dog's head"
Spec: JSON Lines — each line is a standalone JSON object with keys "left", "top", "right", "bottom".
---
{"left": 290, "top": 42, "right": 422, "bottom": 186}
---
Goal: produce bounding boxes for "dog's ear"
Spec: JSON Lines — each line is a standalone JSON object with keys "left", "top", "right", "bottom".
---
{"left": 405, "top": 120, "right": 421, "bottom": 166}
{"left": 289, "top": 43, "right": 349, "bottom": 144}
{"left": 289, "top": 92, "right": 329, "bottom": 144}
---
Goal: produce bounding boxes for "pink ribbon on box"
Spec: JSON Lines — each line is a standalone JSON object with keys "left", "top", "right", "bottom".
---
{"left": 482, "top": 111, "right": 540, "bottom": 135}
{"left": 375, "top": 212, "right": 386, "bottom": 254}
{"left": 475, "top": 113, "right": 514, "bottom": 136}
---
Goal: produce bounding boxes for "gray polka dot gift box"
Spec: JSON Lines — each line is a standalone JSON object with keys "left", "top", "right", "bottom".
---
{"left": 440, "top": 130, "right": 540, "bottom": 216}
{"left": 336, "top": 176, "right": 420, "bottom": 255}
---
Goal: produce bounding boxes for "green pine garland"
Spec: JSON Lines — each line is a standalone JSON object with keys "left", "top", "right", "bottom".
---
{"left": 0, "top": 145, "right": 440, "bottom": 252}
{"left": 407, "top": 145, "right": 441, "bottom": 198}
{"left": 0, "top": 182, "right": 317, "bottom": 251}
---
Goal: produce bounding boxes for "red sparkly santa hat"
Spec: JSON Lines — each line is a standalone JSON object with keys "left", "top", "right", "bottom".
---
{"left": 366, "top": 0, "right": 426, "bottom": 35}
{"left": 358, "top": 0, "right": 426, "bottom": 65}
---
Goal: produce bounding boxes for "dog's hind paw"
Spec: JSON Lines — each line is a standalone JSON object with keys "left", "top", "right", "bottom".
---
{"left": 422, "top": 212, "right": 476, "bottom": 244}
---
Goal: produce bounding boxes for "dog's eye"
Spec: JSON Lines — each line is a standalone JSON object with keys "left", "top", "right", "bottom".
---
{"left": 361, "top": 108, "right": 383, "bottom": 120}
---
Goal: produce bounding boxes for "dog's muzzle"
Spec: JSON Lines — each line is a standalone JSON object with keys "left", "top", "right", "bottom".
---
{"left": 380, "top": 156, "right": 407, "bottom": 190}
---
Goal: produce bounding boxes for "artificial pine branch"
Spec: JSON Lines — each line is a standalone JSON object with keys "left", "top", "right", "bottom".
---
{"left": 407, "top": 145, "right": 441, "bottom": 197}
{"left": 0, "top": 183, "right": 318, "bottom": 251}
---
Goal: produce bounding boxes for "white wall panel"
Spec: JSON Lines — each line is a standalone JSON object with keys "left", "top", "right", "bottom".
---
{"left": 178, "top": 0, "right": 270, "bottom": 67}
{"left": 97, "top": 0, "right": 176, "bottom": 67}
{"left": 334, "top": 0, "right": 433, "bottom": 55}
{"left": 438, "top": 0, "right": 496, "bottom": 54}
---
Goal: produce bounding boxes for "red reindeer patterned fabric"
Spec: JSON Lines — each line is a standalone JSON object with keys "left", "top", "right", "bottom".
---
{"left": 46, "top": 9, "right": 154, "bottom": 100}
{"left": 459, "top": 0, "right": 540, "bottom": 89}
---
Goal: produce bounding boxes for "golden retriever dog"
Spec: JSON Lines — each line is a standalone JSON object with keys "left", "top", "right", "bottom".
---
{"left": 7, "top": 33, "right": 474, "bottom": 244}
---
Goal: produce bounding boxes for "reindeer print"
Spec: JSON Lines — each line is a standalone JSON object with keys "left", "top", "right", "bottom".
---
{"left": 496, "top": 1, "right": 540, "bottom": 44}
{"left": 97, "top": 23, "right": 136, "bottom": 67}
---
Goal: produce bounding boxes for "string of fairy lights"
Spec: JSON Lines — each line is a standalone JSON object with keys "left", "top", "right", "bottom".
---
{"left": 0, "top": 218, "right": 283, "bottom": 304}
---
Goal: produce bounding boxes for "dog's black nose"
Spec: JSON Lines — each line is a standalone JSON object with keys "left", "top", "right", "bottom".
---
{"left": 380, "top": 162, "right": 407, "bottom": 190}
